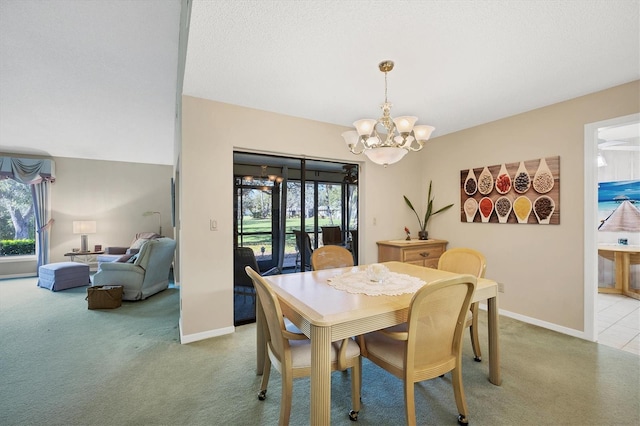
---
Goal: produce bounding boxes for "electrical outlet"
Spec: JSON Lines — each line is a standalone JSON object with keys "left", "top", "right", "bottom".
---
{"left": 373, "top": 217, "right": 377, "bottom": 226}
{"left": 498, "top": 282, "right": 505, "bottom": 293}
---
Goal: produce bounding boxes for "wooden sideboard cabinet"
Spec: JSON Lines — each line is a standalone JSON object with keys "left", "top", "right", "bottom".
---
{"left": 377, "top": 239, "right": 448, "bottom": 268}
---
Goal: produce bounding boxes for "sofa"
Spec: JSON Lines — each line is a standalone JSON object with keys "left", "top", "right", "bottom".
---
{"left": 92, "top": 237, "right": 176, "bottom": 301}
{"left": 97, "top": 232, "right": 162, "bottom": 265}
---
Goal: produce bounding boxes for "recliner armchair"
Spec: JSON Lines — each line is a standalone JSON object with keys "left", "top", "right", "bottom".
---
{"left": 92, "top": 237, "right": 176, "bottom": 301}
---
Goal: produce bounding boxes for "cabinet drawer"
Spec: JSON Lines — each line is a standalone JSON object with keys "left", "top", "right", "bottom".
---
{"left": 402, "top": 246, "right": 444, "bottom": 263}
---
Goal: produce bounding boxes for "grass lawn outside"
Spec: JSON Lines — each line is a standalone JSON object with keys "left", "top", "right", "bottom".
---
{"left": 237, "top": 217, "right": 349, "bottom": 259}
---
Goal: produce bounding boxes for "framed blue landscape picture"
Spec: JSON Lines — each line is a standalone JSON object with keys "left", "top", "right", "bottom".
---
{"left": 598, "top": 179, "right": 640, "bottom": 225}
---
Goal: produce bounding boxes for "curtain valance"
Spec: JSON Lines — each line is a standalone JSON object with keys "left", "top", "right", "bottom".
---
{"left": 0, "top": 156, "right": 56, "bottom": 184}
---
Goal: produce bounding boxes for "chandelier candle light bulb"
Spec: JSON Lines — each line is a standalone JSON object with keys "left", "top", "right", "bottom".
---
{"left": 343, "top": 60, "right": 435, "bottom": 167}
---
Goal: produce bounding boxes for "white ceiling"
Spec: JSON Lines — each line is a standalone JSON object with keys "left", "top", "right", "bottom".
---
{"left": 1, "top": 0, "right": 639, "bottom": 166}
{"left": 0, "top": 0, "right": 182, "bottom": 165}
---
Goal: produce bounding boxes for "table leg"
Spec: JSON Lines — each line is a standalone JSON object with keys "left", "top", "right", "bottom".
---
{"left": 487, "top": 295, "right": 502, "bottom": 386}
{"left": 310, "top": 325, "right": 332, "bottom": 424}
{"left": 615, "top": 252, "right": 630, "bottom": 295}
{"left": 256, "top": 294, "right": 265, "bottom": 375}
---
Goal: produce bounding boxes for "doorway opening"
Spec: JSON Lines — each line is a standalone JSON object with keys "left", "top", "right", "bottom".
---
{"left": 584, "top": 113, "right": 639, "bottom": 350}
{"left": 232, "top": 152, "right": 359, "bottom": 325}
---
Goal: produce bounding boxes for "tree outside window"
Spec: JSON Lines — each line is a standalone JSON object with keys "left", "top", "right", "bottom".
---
{"left": 0, "top": 179, "right": 35, "bottom": 256}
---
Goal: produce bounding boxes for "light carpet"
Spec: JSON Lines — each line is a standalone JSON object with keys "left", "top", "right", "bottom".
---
{"left": 1, "top": 277, "right": 638, "bottom": 425}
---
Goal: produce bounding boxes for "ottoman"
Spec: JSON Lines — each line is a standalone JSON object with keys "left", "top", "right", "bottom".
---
{"left": 37, "top": 262, "right": 90, "bottom": 291}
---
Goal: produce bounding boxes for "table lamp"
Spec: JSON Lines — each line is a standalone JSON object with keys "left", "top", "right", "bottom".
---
{"left": 73, "top": 220, "right": 97, "bottom": 253}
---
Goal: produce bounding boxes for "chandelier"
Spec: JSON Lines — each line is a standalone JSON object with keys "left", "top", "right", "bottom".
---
{"left": 342, "top": 60, "right": 435, "bottom": 167}
{"left": 243, "top": 165, "right": 283, "bottom": 184}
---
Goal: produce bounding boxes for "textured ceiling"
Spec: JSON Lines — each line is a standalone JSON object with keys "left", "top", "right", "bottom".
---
{"left": 1, "top": 0, "right": 639, "bottom": 165}
{"left": 0, "top": 0, "right": 182, "bottom": 165}
{"left": 184, "top": 0, "right": 640, "bottom": 138}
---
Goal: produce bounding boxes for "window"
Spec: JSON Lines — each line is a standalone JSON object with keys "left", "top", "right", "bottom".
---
{"left": 0, "top": 179, "right": 36, "bottom": 256}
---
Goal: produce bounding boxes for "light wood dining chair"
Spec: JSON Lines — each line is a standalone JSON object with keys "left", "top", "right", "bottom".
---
{"left": 311, "top": 245, "right": 354, "bottom": 271}
{"left": 437, "top": 247, "right": 487, "bottom": 362}
{"left": 359, "top": 275, "right": 477, "bottom": 426}
{"left": 245, "top": 266, "right": 362, "bottom": 424}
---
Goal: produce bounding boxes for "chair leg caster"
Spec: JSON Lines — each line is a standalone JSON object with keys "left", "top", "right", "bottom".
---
{"left": 348, "top": 410, "right": 359, "bottom": 421}
{"left": 457, "top": 414, "right": 468, "bottom": 425}
{"left": 257, "top": 389, "right": 267, "bottom": 401}
{"left": 473, "top": 356, "right": 482, "bottom": 362}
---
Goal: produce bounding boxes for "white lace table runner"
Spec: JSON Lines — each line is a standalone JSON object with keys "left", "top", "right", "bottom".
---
{"left": 327, "top": 270, "right": 425, "bottom": 296}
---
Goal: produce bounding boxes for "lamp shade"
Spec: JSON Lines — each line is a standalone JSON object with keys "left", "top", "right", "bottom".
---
{"left": 354, "top": 119, "right": 377, "bottom": 136}
{"left": 72, "top": 221, "right": 96, "bottom": 234}
{"left": 363, "top": 147, "right": 408, "bottom": 166}
{"left": 597, "top": 154, "right": 607, "bottom": 168}
{"left": 413, "top": 125, "right": 435, "bottom": 141}
{"left": 342, "top": 130, "right": 359, "bottom": 147}
{"left": 393, "top": 116, "right": 418, "bottom": 133}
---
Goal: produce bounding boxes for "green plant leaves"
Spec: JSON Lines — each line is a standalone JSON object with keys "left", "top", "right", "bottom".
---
{"left": 404, "top": 180, "right": 453, "bottom": 232}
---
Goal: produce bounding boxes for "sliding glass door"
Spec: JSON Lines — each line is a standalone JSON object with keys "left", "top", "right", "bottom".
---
{"left": 233, "top": 152, "right": 359, "bottom": 325}
{"left": 234, "top": 178, "right": 280, "bottom": 272}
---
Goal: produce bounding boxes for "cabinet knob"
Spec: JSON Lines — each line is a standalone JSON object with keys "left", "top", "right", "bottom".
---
{"left": 420, "top": 252, "right": 429, "bottom": 257}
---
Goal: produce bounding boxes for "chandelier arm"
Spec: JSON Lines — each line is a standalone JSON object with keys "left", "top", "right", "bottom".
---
{"left": 382, "top": 133, "right": 398, "bottom": 147}
{"left": 349, "top": 138, "right": 368, "bottom": 155}
{"left": 405, "top": 139, "right": 425, "bottom": 152}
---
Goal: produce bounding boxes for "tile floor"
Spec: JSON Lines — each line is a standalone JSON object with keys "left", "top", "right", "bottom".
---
{"left": 597, "top": 293, "right": 639, "bottom": 355}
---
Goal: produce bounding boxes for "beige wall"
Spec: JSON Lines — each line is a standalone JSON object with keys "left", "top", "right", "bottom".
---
{"left": 421, "top": 80, "right": 639, "bottom": 332}
{"left": 180, "top": 81, "right": 638, "bottom": 341}
{"left": 0, "top": 156, "right": 173, "bottom": 277}
{"left": 6, "top": 82, "right": 636, "bottom": 340}
{"left": 179, "top": 96, "right": 423, "bottom": 340}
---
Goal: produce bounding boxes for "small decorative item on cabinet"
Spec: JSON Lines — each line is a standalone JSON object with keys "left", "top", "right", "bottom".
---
{"left": 404, "top": 226, "right": 411, "bottom": 240}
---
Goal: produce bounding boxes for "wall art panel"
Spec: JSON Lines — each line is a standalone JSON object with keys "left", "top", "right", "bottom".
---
{"left": 460, "top": 156, "right": 560, "bottom": 224}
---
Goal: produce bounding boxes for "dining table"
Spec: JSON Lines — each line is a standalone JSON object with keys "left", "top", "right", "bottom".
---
{"left": 598, "top": 244, "right": 640, "bottom": 300}
{"left": 254, "top": 261, "right": 501, "bottom": 425}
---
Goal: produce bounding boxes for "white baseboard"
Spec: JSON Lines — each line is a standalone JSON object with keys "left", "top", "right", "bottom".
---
{"left": 177, "top": 302, "right": 591, "bottom": 345}
{"left": 179, "top": 318, "right": 235, "bottom": 344}
{"left": 478, "top": 303, "right": 589, "bottom": 341}
{"left": 0, "top": 273, "right": 38, "bottom": 280}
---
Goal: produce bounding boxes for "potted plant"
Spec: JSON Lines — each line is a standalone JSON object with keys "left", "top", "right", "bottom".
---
{"left": 404, "top": 180, "right": 454, "bottom": 240}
